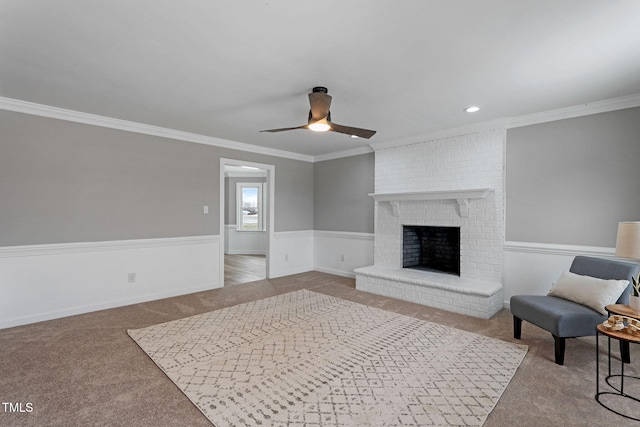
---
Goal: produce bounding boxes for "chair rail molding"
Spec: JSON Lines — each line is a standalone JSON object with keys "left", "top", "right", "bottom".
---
{"left": 0, "top": 235, "right": 218, "bottom": 258}
{"left": 504, "top": 241, "right": 615, "bottom": 257}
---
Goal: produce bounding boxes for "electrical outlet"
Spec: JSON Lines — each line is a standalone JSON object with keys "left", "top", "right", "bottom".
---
{"left": 340, "top": 254, "right": 345, "bottom": 262}
{"left": 128, "top": 273, "right": 136, "bottom": 283}
{"left": 284, "top": 254, "right": 289, "bottom": 261}
{"left": 203, "top": 205, "right": 209, "bottom": 214}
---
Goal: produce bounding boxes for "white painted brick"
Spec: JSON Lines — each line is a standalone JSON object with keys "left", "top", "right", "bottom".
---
{"left": 361, "top": 128, "right": 505, "bottom": 318}
{"left": 437, "top": 296, "right": 453, "bottom": 306}
{"left": 453, "top": 300, "right": 470, "bottom": 309}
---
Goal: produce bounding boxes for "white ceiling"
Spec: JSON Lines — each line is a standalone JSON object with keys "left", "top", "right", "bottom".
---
{"left": 2, "top": 1, "right": 640, "bottom": 159}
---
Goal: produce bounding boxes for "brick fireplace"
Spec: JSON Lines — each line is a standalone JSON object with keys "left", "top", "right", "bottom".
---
{"left": 355, "top": 129, "right": 505, "bottom": 318}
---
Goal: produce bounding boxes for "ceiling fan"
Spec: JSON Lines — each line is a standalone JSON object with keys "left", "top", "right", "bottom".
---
{"left": 260, "top": 87, "right": 376, "bottom": 139}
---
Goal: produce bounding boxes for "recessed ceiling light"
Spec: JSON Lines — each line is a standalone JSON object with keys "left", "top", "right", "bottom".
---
{"left": 464, "top": 106, "right": 480, "bottom": 113}
{"left": 351, "top": 135, "right": 359, "bottom": 139}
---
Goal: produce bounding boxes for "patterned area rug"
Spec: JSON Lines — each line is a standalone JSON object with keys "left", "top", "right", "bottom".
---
{"left": 128, "top": 290, "right": 527, "bottom": 426}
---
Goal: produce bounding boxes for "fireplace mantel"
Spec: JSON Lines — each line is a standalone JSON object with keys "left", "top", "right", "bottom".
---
{"left": 369, "top": 188, "right": 493, "bottom": 218}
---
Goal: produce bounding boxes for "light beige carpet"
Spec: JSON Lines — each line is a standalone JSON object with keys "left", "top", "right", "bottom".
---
{"left": 128, "top": 290, "right": 527, "bottom": 426}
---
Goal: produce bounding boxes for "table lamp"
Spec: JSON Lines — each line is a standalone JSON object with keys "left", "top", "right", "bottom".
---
{"left": 616, "top": 221, "right": 640, "bottom": 260}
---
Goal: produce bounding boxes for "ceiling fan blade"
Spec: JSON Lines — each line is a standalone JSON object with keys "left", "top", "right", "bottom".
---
{"left": 329, "top": 122, "right": 377, "bottom": 139}
{"left": 308, "top": 92, "right": 332, "bottom": 121}
{"left": 260, "top": 125, "right": 307, "bottom": 133}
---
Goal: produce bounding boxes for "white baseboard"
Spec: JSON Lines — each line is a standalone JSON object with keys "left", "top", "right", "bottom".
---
{"left": 225, "top": 250, "right": 267, "bottom": 255}
{"left": 3, "top": 282, "right": 219, "bottom": 330}
{"left": 0, "top": 235, "right": 220, "bottom": 329}
{"left": 314, "top": 267, "right": 356, "bottom": 279}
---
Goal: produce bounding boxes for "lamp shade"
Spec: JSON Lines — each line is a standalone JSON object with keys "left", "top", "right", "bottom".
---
{"left": 615, "top": 221, "right": 640, "bottom": 259}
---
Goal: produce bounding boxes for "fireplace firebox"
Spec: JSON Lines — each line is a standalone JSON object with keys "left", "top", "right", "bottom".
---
{"left": 402, "top": 225, "right": 460, "bottom": 276}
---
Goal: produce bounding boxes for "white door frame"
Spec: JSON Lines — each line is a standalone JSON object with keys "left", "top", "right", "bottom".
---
{"left": 219, "top": 158, "right": 275, "bottom": 286}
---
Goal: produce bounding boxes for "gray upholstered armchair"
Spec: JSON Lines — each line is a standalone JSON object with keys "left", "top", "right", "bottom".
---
{"left": 510, "top": 256, "right": 640, "bottom": 365}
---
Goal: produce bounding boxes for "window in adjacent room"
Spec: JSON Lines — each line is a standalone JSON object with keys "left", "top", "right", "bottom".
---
{"left": 236, "top": 182, "right": 264, "bottom": 231}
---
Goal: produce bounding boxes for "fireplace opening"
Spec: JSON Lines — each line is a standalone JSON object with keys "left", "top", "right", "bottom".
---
{"left": 403, "top": 225, "right": 460, "bottom": 276}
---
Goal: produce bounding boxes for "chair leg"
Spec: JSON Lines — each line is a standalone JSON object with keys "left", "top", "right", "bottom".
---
{"left": 513, "top": 316, "right": 522, "bottom": 339}
{"left": 553, "top": 335, "right": 565, "bottom": 365}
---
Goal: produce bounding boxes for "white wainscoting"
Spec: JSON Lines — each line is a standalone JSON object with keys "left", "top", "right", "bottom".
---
{"left": 0, "top": 230, "right": 367, "bottom": 329}
{"left": 270, "top": 230, "right": 315, "bottom": 278}
{"left": 0, "top": 235, "right": 220, "bottom": 329}
{"left": 269, "top": 230, "right": 373, "bottom": 279}
{"left": 313, "top": 231, "right": 374, "bottom": 278}
{"left": 503, "top": 241, "right": 615, "bottom": 309}
{"left": 224, "top": 225, "right": 267, "bottom": 255}
{"left": 8, "top": 235, "right": 615, "bottom": 328}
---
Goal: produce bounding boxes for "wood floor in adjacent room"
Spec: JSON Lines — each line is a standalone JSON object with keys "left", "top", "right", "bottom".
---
{"left": 224, "top": 254, "right": 266, "bottom": 286}
{"left": 1, "top": 271, "right": 639, "bottom": 426}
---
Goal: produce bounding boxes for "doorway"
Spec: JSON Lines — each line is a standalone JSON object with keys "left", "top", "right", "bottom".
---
{"left": 219, "top": 159, "right": 274, "bottom": 287}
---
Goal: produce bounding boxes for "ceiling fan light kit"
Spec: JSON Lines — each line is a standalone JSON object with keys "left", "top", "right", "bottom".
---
{"left": 261, "top": 86, "right": 377, "bottom": 139}
{"left": 308, "top": 117, "right": 331, "bottom": 132}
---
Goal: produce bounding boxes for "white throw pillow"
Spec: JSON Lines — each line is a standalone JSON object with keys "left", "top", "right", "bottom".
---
{"left": 547, "top": 271, "right": 629, "bottom": 315}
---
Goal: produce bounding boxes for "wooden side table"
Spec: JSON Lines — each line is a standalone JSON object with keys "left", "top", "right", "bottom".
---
{"left": 605, "top": 304, "right": 640, "bottom": 363}
{"left": 595, "top": 322, "right": 640, "bottom": 420}
{"left": 606, "top": 303, "right": 640, "bottom": 318}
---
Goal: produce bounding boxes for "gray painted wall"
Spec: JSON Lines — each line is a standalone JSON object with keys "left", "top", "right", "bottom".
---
{"left": 0, "top": 110, "right": 313, "bottom": 246}
{"left": 506, "top": 106, "right": 640, "bottom": 247}
{"left": 5, "top": 105, "right": 638, "bottom": 248}
{"left": 313, "top": 153, "right": 374, "bottom": 233}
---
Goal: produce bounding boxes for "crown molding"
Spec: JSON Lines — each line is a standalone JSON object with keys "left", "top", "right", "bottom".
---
{"left": 369, "top": 93, "right": 640, "bottom": 152}
{"left": 3, "top": 93, "right": 639, "bottom": 162}
{"left": 312, "top": 145, "right": 373, "bottom": 162}
{"left": 506, "top": 93, "right": 640, "bottom": 129}
{"left": 369, "top": 118, "right": 509, "bottom": 151}
{"left": 0, "top": 97, "right": 314, "bottom": 163}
